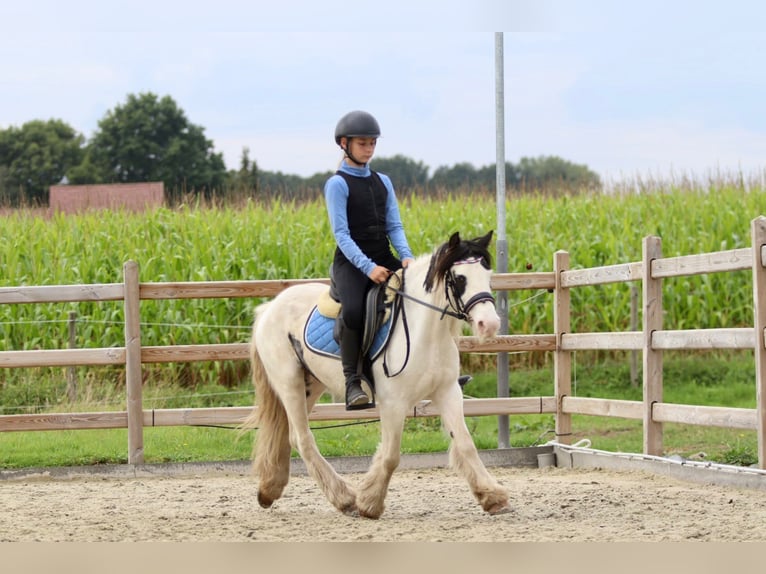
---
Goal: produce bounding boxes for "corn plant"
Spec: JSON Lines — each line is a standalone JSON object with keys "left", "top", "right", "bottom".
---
{"left": 0, "top": 183, "right": 763, "bottom": 386}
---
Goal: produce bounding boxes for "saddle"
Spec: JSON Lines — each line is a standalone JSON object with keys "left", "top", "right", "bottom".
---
{"left": 320, "top": 269, "right": 401, "bottom": 355}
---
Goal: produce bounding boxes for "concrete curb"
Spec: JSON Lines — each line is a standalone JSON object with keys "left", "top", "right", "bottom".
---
{"left": 553, "top": 443, "right": 766, "bottom": 491}
{"left": 0, "top": 447, "right": 548, "bottom": 482}
{"left": 4, "top": 444, "right": 766, "bottom": 492}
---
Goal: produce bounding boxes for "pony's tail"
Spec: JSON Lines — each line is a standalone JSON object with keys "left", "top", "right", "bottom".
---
{"left": 244, "top": 336, "right": 292, "bottom": 483}
{"left": 239, "top": 304, "right": 268, "bottom": 436}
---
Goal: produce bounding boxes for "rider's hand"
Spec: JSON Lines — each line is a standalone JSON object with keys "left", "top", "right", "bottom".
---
{"left": 401, "top": 258, "right": 415, "bottom": 268}
{"left": 369, "top": 265, "right": 392, "bottom": 284}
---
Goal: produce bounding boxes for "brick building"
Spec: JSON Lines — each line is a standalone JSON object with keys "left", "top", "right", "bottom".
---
{"left": 49, "top": 182, "right": 164, "bottom": 213}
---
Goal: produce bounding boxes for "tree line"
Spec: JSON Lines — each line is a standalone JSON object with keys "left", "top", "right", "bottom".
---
{"left": 0, "top": 92, "right": 601, "bottom": 206}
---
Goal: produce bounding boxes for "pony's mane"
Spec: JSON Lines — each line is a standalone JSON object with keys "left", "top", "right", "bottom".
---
{"left": 423, "top": 232, "right": 493, "bottom": 293}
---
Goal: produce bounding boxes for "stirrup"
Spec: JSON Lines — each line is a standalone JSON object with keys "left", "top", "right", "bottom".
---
{"left": 345, "top": 375, "right": 375, "bottom": 411}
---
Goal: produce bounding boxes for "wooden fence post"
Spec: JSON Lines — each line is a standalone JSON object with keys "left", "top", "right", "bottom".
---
{"left": 67, "top": 311, "right": 77, "bottom": 402}
{"left": 123, "top": 260, "right": 144, "bottom": 465}
{"left": 554, "top": 250, "right": 571, "bottom": 444}
{"left": 643, "top": 236, "right": 663, "bottom": 455}
{"left": 751, "top": 216, "right": 766, "bottom": 469}
{"left": 630, "top": 284, "right": 638, "bottom": 387}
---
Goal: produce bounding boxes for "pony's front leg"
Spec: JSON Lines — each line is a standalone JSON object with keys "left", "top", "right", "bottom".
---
{"left": 355, "top": 404, "right": 407, "bottom": 519}
{"left": 434, "top": 383, "right": 512, "bottom": 515}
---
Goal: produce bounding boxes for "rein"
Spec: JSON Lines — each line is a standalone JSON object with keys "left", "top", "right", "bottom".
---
{"left": 387, "top": 280, "right": 463, "bottom": 320}
{"left": 381, "top": 262, "right": 496, "bottom": 377}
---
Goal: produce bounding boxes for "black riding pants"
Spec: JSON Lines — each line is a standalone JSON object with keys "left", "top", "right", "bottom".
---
{"left": 332, "top": 250, "right": 402, "bottom": 331}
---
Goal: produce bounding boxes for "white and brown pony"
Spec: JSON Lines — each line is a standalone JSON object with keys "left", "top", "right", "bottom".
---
{"left": 242, "top": 231, "right": 510, "bottom": 518}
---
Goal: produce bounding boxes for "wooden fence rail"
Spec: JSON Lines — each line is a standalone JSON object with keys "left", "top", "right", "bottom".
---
{"left": 1, "top": 216, "right": 765, "bottom": 468}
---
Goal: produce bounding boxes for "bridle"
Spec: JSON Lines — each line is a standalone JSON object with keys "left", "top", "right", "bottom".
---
{"left": 444, "top": 266, "right": 496, "bottom": 322}
{"left": 381, "top": 259, "right": 496, "bottom": 377}
{"left": 387, "top": 258, "right": 495, "bottom": 321}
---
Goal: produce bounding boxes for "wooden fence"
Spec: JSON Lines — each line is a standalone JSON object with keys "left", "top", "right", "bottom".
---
{"left": 1, "top": 216, "right": 765, "bottom": 468}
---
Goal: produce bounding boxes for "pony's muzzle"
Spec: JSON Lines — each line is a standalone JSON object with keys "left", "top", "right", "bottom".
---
{"left": 468, "top": 300, "right": 500, "bottom": 341}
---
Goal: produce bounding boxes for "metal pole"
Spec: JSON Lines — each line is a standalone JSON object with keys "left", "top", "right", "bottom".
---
{"left": 495, "top": 32, "right": 510, "bottom": 448}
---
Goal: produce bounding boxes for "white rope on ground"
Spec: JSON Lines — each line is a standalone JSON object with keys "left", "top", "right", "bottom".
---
{"left": 546, "top": 438, "right": 766, "bottom": 477}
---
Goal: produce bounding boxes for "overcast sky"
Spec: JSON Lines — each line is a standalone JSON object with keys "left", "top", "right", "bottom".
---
{"left": 2, "top": 0, "right": 765, "bottom": 184}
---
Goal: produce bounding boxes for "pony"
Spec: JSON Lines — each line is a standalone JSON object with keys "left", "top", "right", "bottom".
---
{"left": 242, "top": 231, "right": 511, "bottom": 518}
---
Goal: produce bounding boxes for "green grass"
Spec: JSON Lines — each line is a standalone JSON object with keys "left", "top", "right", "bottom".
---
{"left": 0, "top": 353, "right": 759, "bottom": 469}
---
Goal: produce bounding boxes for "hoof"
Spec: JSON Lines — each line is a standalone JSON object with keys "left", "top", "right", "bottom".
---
{"left": 358, "top": 504, "right": 384, "bottom": 519}
{"left": 257, "top": 491, "right": 274, "bottom": 509}
{"left": 487, "top": 502, "right": 512, "bottom": 516}
{"left": 341, "top": 505, "right": 359, "bottom": 517}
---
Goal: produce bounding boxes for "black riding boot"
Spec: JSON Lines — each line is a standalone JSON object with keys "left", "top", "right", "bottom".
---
{"left": 339, "top": 327, "right": 374, "bottom": 410}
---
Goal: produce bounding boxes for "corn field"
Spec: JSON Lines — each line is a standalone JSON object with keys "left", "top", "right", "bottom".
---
{"left": 1, "top": 184, "right": 763, "bottom": 386}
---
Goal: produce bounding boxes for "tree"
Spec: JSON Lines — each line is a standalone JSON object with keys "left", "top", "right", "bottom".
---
{"left": 66, "top": 149, "right": 103, "bottom": 185}
{"left": 515, "top": 155, "right": 601, "bottom": 192}
{"left": 475, "top": 162, "right": 519, "bottom": 188}
{"left": 0, "top": 119, "right": 84, "bottom": 205}
{"left": 224, "top": 146, "right": 259, "bottom": 198}
{"left": 428, "top": 157, "right": 600, "bottom": 194}
{"left": 87, "top": 93, "right": 226, "bottom": 198}
{"left": 256, "top": 170, "right": 309, "bottom": 198}
{"left": 369, "top": 154, "right": 429, "bottom": 192}
{"left": 430, "top": 162, "right": 478, "bottom": 190}
{"left": 0, "top": 164, "right": 11, "bottom": 205}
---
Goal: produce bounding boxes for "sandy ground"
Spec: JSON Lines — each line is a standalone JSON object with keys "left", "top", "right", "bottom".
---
{"left": 2, "top": 464, "right": 766, "bottom": 542}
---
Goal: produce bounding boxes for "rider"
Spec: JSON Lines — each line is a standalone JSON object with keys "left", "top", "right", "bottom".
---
{"left": 324, "top": 110, "right": 415, "bottom": 410}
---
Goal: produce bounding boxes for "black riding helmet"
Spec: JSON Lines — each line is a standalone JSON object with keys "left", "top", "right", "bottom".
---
{"left": 334, "top": 110, "right": 381, "bottom": 145}
{"left": 334, "top": 111, "right": 381, "bottom": 166}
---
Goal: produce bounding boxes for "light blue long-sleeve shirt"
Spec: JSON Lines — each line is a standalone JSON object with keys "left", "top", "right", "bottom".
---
{"left": 324, "top": 161, "right": 414, "bottom": 276}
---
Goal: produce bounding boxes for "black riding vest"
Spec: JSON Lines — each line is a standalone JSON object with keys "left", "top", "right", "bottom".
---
{"left": 335, "top": 170, "right": 390, "bottom": 260}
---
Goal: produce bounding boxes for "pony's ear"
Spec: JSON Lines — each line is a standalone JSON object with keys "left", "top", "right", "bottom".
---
{"left": 448, "top": 231, "right": 461, "bottom": 249}
{"left": 474, "top": 230, "right": 494, "bottom": 249}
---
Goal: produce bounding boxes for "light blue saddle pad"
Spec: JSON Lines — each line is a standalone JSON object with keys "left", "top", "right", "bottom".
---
{"left": 303, "top": 306, "right": 392, "bottom": 360}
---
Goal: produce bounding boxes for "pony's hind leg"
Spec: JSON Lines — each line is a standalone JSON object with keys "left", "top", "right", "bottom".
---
{"left": 253, "top": 376, "right": 325, "bottom": 509}
{"left": 254, "top": 422, "right": 291, "bottom": 509}
{"left": 251, "top": 344, "right": 356, "bottom": 514}
{"left": 434, "top": 383, "right": 512, "bottom": 515}
{"left": 250, "top": 344, "right": 292, "bottom": 508}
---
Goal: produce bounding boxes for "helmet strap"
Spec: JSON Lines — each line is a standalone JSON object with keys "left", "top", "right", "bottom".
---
{"left": 342, "top": 137, "right": 366, "bottom": 167}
